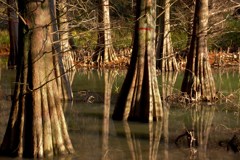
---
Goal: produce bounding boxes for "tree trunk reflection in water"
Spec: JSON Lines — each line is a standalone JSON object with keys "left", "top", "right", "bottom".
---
{"left": 149, "top": 122, "right": 163, "bottom": 160}
{"left": 191, "top": 104, "right": 215, "bottom": 159}
{"left": 174, "top": 104, "right": 215, "bottom": 159}
{"left": 212, "top": 69, "right": 240, "bottom": 105}
{"left": 161, "top": 72, "right": 178, "bottom": 160}
{"left": 102, "top": 69, "right": 117, "bottom": 160}
{"left": 123, "top": 121, "right": 163, "bottom": 160}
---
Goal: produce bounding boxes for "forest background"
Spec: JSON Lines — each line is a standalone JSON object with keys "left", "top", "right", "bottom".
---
{"left": 0, "top": 0, "right": 240, "bottom": 64}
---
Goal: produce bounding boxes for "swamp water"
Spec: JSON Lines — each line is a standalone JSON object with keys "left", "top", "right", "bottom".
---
{"left": 0, "top": 65, "right": 240, "bottom": 160}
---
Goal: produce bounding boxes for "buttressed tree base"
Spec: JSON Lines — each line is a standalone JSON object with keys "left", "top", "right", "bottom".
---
{"left": 0, "top": 0, "right": 74, "bottom": 158}
{"left": 112, "top": 0, "right": 163, "bottom": 122}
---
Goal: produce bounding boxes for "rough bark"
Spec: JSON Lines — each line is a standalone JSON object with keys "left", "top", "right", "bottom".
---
{"left": 50, "top": 0, "right": 75, "bottom": 100}
{"left": 93, "top": 0, "right": 118, "bottom": 65}
{"left": 0, "top": 0, "right": 74, "bottom": 158}
{"left": 7, "top": 0, "right": 18, "bottom": 68}
{"left": 181, "top": 0, "right": 217, "bottom": 102}
{"left": 57, "top": 0, "right": 76, "bottom": 85}
{"left": 112, "top": 0, "right": 162, "bottom": 122}
{"left": 156, "top": 0, "right": 178, "bottom": 71}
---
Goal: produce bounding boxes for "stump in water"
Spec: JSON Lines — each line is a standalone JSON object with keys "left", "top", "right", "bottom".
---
{"left": 227, "top": 135, "right": 240, "bottom": 153}
{"left": 175, "top": 130, "right": 198, "bottom": 148}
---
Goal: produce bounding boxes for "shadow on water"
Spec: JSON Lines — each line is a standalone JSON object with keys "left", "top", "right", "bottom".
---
{"left": 1, "top": 65, "right": 240, "bottom": 159}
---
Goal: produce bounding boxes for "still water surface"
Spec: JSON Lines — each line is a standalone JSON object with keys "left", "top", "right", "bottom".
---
{"left": 0, "top": 65, "right": 240, "bottom": 159}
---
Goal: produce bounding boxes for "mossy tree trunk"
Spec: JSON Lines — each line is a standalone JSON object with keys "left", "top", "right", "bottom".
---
{"left": 181, "top": 0, "right": 217, "bottom": 102}
{"left": 93, "top": 0, "right": 118, "bottom": 65}
{"left": 112, "top": 0, "right": 162, "bottom": 122}
{"left": 156, "top": 0, "right": 178, "bottom": 71}
{"left": 0, "top": 0, "right": 74, "bottom": 158}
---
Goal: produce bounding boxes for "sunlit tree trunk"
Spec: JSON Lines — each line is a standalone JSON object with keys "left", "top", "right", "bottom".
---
{"left": 112, "top": 0, "right": 162, "bottom": 122}
{"left": 50, "top": 0, "right": 74, "bottom": 100}
{"left": 181, "top": 0, "right": 217, "bottom": 101}
{"left": 7, "top": 0, "right": 18, "bottom": 68}
{"left": 57, "top": 0, "right": 76, "bottom": 85}
{"left": 93, "top": 0, "right": 118, "bottom": 65}
{"left": 0, "top": 0, "right": 74, "bottom": 158}
{"left": 156, "top": 0, "right": 178, "bottom": 71}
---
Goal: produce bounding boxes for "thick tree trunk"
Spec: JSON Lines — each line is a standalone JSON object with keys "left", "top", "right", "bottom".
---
{"left": 112, "top": 0, "right": 162, "bottom": 122}
{"left": 156, "top": 0, "right": 178, "bottom": 71}
{"left": 7, "top": 0, "right": 18, "bottom": 68}
{"left": 93, "top": 0, "right": 118, "bottom": 65}
{"left": 181, "top": 0, "right": 217, "bottom": 102}
{"left": 0, "top": 0, "right": 74, "bottom": 158}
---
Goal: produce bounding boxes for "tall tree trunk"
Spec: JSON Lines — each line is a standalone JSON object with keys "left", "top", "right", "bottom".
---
{"left": 7, "top": 0, "right": 18, "bottom": 68}
{"left": 156, "top": 0, "right": 178, "bottom": 71}
{"left": 57, "top": 0, "right": 76, "bottom": 85}
{"left": 50, "top": 0, "right": 74, "bottom": 100}
{"left": 181, "top": 0, "right": 217, "bottom": 102}
{"left": 112, "top": 0, "right": 162, "bottom": 122}
{"left": 0, "top": 0, "right": 74, "bottom": 158}
{"left": 93, "top": 0, "right": 118, "bottom": 65}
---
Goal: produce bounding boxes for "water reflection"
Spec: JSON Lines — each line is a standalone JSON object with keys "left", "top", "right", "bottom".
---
{"left": 149, "top": 122, "right": 163, "bottom": 160}
{"left": 192, "top": 104, "right": 215, "bottom": 159}
{"left": 174, "top": 104, "right": 216, "bottom": 159}
{"left": 161, "top": 72, "right": 178, "bottom": 100}
{"left": 161, "top": 72, "right": 178, "bottom": 160}
{"left": 214, "top": 68, "right": 240, "bottom": 105}
{"left": 102, "top": 69, "right": 117, "bottom": 160}
{"left": 121, "top": 121, "right": 163, "bottom": 160}
{"left": 1, "top": 68, "right": 240, "bottom": 159}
